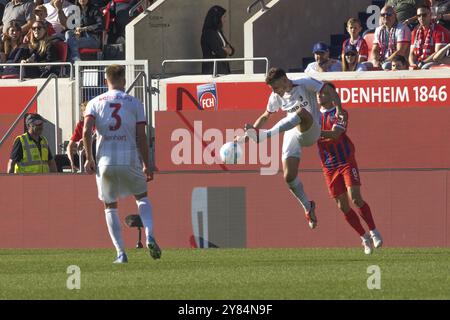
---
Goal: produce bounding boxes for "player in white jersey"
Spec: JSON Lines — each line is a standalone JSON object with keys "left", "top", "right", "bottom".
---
{"left": 83, "top": 64, "right": 161, "bottom": 263}
{"left": 238, "top": 68, "right": 343, "bottom": 229}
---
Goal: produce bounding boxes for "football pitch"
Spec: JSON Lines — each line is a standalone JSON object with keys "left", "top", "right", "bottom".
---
{"left": 0, "top": 248, "right": 449, "bottom": 300}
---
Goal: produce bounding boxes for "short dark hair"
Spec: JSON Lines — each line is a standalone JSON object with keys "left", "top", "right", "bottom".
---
{"left": 265, "top": 68, "right": 287, "bottom": 85}
{"left": 105, "top": 64, "right": 125, "bottom": 83}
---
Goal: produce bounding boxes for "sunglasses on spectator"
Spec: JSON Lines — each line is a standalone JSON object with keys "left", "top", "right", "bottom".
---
{"left": 32, "top": 26, "right": 44, "bottom": 31}
{"left": 380, "top": 13, "right": 393, "bottom": 17}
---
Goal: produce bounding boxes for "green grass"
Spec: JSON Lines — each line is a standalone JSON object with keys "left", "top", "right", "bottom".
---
{"left": 0, "top": 248, "right": 449, "bottom": 299}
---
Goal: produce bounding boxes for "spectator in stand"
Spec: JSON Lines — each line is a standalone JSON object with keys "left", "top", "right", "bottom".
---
{"left": 0, "top": 20, "right": 30, "bottom": 76}
{"left": 305, "top": 42, "right": 342, "bottom": 73}
{"left": 342, "top": 18, "right": 369, "bottom": 63}
{"left": 7, "top": 113, "right": 57, "bottom": 174}
{"left": 1, "top": 0, "right": 36, "bottom": 35}
{"left": 372, "top": 5, "right": 411, "bottom": 69}
{"left": 409, "top": 5, "right": 449, "bottom": 68}
{"left": 0, "top": 0, "right": 6, "bottom": 26}
{"left": 21, "top": 20, "right": 59, "bottom": 78}
{"left": 431, "top": 41, "right": 450, "bottom": 63}
{"left": 404, "top": 1, "right": 450, "bottom": 29}
{"left": 44, "top": 0, "right": 80, "bottom": 62}
{"left": 391, "top": 54, "right": 410, "bottom": 69}
{"left": 65, "top": 0, "right": 102, "bottom": 61}
{"left": 201, "top": 5, "right": 235, "bottom": 75}
{"left": 342, "top": 44, "right": 368, "bottom": 71}
{"left": 386, "top": 0, "right": 426, "bottom": 24}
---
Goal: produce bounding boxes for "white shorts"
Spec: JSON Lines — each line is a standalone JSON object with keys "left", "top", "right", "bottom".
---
{"left": 96, "top": 165, "right": 147, "bottom": 204}
{"left": 282, "top": 120, "right": 321, "bottom": 160}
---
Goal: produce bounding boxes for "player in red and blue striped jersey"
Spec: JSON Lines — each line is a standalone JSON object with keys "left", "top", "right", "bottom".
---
{"left": 317, "top": 82, "right": 382, "bottom": 254}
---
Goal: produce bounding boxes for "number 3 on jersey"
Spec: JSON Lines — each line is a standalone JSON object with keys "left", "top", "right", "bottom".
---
{"left": 109, "top": 103, "right": 122, "bottom": 131}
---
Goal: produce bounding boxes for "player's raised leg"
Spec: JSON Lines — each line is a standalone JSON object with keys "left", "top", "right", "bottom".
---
{"left": 135, "top": 192, "right": 161, "bottom": 259}
{"left": 348, "top": 186, "right": 382, "bottom": 248}
{"left": 104, "top": 202, "right": 128, "bottom": 263}
{"left": 283, "top": 157, "right": 317, "bottom": 229}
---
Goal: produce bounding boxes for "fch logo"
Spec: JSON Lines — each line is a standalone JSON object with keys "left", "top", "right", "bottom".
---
{"left": 197, "top": 83, "right": 218, "bottom": 111}
{"left": 199, "top": 91, "right": 217, "bottom": 110}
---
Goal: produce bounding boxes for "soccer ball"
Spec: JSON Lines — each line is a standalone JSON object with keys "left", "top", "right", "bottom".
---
{"left": 219, "top": 142, "right": 243, "bottom": 164}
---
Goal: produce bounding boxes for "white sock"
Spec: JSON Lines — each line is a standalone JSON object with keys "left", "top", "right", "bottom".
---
{"left": 104, "top": 208, "right": 125, "bottom": 256}
{"left": 136, "top": 197, "right": 154, "bottom": 242}
{"left": 266, "top": 114, "right": 301, "bottom": 138}
{"left": 287, "top": 177, "right": 311, "bottom": 212}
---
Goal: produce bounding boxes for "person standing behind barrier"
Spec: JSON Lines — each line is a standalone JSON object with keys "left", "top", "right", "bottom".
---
{"left": 1, "top": 0, "right": 35, "bottom": 35}
{"left": 83, "top": 64, "right": 161, "bottom": 264}
{"left": 316, "top": 83, "right": 383, "bottom": 255}
{"left": 372, "top": 5, "right": 411, "bottom": 69}
{"left": 201, "top": 5, "right": 234, "bottom": 75}
{"left": 7, "top": 113, "right": 57, "bottom": 173}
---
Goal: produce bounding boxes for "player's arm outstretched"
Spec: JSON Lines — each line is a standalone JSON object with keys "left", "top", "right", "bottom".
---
{"left": 235, "top": 110, "right": 273, "bottom": 143}
{"left": 136, "top": 123, "right": 153, "bottom": 182}
{"left": 82, "top": 116, "right": 96, "bottom": 174}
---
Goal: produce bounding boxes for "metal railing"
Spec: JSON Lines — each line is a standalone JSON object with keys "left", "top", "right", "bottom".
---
{"left": 247, "top": 0, "right": 269, "bottom": 14}
{"left": 129, "top": 0, "right": 147, "bottom": 17}
{"left": 0, "top": 74, "right": 60, "bottom": 154}
{"left": 0, "top": 62, "right": 73, "bottom": 81}
{"left": 161, "top": 57, "right": 270, "bottom": 77}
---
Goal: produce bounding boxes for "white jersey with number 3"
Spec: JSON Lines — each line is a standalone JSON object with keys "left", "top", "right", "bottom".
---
{"left": 85, "top": 89, "right": 146, "bottom": 167}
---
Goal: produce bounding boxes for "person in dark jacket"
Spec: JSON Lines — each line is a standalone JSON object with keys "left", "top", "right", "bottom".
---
{"left": 200, "top": 5, "right": 234, "bottom": 75}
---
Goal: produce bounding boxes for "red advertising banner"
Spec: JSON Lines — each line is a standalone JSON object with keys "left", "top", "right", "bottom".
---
{"left": 166, "top": 77, "right": 450, "bottom": 110}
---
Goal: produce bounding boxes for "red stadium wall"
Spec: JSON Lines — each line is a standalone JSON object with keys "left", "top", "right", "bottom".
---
{"left": 1, "top": 76, "right": 450, "bottom": 249}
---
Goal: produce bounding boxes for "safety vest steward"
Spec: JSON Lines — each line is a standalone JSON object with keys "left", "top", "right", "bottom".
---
{"left": 14, "top": 133, "right": 50, "bottom": 173}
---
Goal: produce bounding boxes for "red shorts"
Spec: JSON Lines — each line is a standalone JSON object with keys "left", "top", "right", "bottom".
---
{"left": 322, "top": 160, "right": 361, "bottom": 198}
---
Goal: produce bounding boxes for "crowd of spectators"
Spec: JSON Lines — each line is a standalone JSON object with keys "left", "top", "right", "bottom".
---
{"left": 0, "top": 0, "right": 149, "bottom": 78}
{"left": 304, "top": 0, "right": 450, "bottom": 74}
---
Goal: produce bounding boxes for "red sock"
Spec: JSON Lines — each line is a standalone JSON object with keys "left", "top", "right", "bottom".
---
{"left": 343, "top": 209, "right": 366, "bottom": 236}
{"left": 358, "top": 203, "right": 376, "bottom": 230}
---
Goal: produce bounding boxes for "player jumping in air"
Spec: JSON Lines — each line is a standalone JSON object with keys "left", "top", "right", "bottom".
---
{"left": 236, "top": 67, "right": 343, "bottom": 229}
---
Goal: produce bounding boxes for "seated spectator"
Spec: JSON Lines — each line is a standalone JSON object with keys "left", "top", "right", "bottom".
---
{"left": 342, "top": 44, "right": 368, "bottom": 71}
{"left": 431, "top": 41, "right": 450, "bottom": 63}
{"left": 432, "top": 0, "right": 450, "bottom": 30}
{"left": 0, "top": 20, "right": 30, "bottom": 76}
{"left": 372, "top": 5, "right": 411, "bottom": 70}
{"left": 342, "top": 18, "right": 369, "bottom": 63}
{"left": 21, "top": 20, "right": 60, "bottom": 78}
{"left": 391, "top": 54, "right": 410, "bottom": 69}
{"left": 65, "top": 0, "right": 102, "bottom": 61}
{"left": 386, "top": 0, "right": 427, "bottom": 24}
{"left": 1, "top": 0, "right": 36, "bottom": 35}
{"left": 201, "top": 5, "right": 235, "bottom": 75}
{"left": 44, "top": 0, "right": 80, "bottom": 62}
{"left": 304, "top": 42, "right": 342, "bottom": 73}
{"left": 409, "top": 5, "right": 449, "bottom": 68}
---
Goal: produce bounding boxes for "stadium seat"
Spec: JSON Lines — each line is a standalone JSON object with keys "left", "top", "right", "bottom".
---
{"left": 1, "top": 74, "right": 20, "bottom": 79}
{"left": 54, "top": 41, "right": 68, "bottom": 62}
{"left": 363, "top": 30, "right": 375, "bottom": 62}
